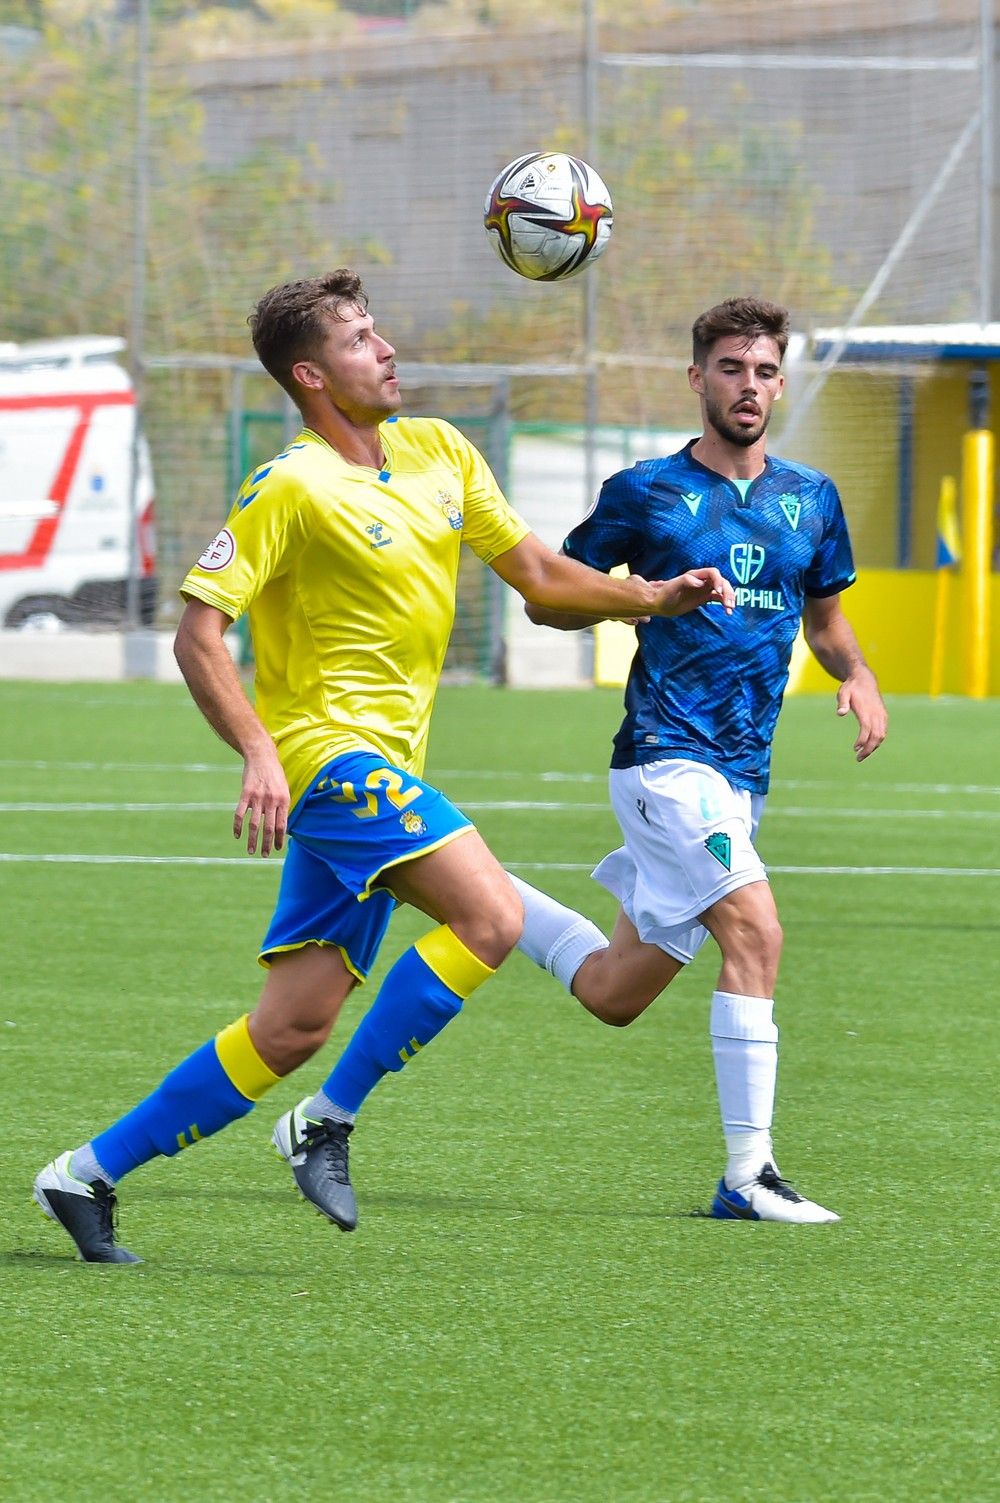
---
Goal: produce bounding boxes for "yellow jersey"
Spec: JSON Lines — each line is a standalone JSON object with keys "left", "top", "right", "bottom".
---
{"left": 181, "top": 418, "right": 530, "bottom": 806}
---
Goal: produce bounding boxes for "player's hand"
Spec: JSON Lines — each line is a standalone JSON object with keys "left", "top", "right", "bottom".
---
{"left": 234, "top": 746, "right": 290, "bottom": 856}
{"left": 836, "top": 669, "right": 888, "bottom": 761}
{"left": 650, "top": 568, "right": 735, "bottom": 617}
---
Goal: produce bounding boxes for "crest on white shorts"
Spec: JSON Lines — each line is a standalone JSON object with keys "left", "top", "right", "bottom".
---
{"left": 704, "top": 831, "right": 732, "bottom": 870}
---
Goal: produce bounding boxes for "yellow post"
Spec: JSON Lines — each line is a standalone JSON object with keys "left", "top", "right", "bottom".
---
{"left": 929, "top": 474, "right": 959, "bottom": 697}
{"left": 960, "top": 371, "right": 994, "bottom": 698}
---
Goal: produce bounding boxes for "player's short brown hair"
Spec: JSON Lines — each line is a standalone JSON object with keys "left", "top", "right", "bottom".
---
{"left": 250, "top": 270, "right": 369, "bottom": 395}
{"left": 691, "top": 296, "right": 790, "bottom": 366}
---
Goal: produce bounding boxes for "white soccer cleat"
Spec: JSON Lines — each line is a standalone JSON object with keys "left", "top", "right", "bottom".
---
{"left": 711, "top": 1162, "right": 840, "bottom": 1223}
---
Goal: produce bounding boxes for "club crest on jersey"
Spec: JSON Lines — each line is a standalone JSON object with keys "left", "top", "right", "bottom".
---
{"left": 366, "top": 521, "right": 392, "bottom": 549}
{"left": 400, "top": 810, "right": 428, "bottom": 836}
{"left": 778, "top": 494, "right": 801, "bottom": 530}
{"left": 437, "top": 491, "right": 463, "bottom": 530}
{"left": 197, "top": 527, "right": 236, "bottom": 572}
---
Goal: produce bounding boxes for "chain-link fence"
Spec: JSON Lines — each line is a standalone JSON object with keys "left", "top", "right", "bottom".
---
{"left": 0, "top": 1, "right": 995, "bottom": 670}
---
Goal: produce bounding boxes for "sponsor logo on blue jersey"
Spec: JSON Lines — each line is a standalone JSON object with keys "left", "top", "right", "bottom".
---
{"left": 729, "top": 543, "right": 765, "bottom": 584}
{"left": 729, "top": 542, "right": 784, "bottom": 610}
{"left": 561, "top": 441, "right": 855, "bottom": 791}
{"left": 735, "top": 585, "right": 785, "bottom": 610}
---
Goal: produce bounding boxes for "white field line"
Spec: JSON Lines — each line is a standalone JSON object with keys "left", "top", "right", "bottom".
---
{"left": 0, "top": 759, "right": 234, "bottom": 774}
{"left": 0, "top": 799, "right": 614, "bottom": 813}
{"left": 0, "top": 852, "right": 278, "bottom": 866}
{"left": 0, "top": 800, "right": 998, "bottom": 821}
{"left": 0, "top": 852, "right": 998, "bottom": 877}
{"left": 1, "top": 759, "right": 999, "bottom": 798}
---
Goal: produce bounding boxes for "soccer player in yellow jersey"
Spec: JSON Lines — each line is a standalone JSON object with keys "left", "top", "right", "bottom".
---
{"left": 33, "top": 270, "right": 734, "bottom": 1263}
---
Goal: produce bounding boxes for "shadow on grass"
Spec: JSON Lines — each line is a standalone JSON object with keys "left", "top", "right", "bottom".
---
{"left": 0, "top": 1246, "right": 313, "bottom": 1279}
{"left": 351, "top": 1188, "right": 714, "bottom": 1221}
{"left": 4, "top": 1199, "right": 724, "bottom": 1275}
{"left": 124, "top": 1183, "right": 717, "bottom": 1219}
{"left": 127, "top": 1184, "right": 290, "bottom": 1204}
{"left": 120, "top": 1184, "right": 721, "bottom": 1220}
{"left": 3, "top": 1247, "right": 84, "bottom": 1267}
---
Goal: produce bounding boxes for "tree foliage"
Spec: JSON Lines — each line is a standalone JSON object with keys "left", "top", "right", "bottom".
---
{"left": 0, "top": 11, "right": 348, "bottom": 347}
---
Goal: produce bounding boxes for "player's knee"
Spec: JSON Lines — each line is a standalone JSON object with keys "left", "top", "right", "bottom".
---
{"left": 277, "top": 1018, "right": 334, "bottom": 1071}
{"left": 456, "top": 884, "right": 523, "bottom": 969}
{"left": 250, "top": 1007, "right": 338, "bottom": 1075}
{"left": 576, "top": 983, "right": 656, "bottom": 1028}
{"left": 574, "top": 950, "right": 671, "bottom": 1027}
{"left": 590, "top": 1003, "right": 640, "bottom": 1028}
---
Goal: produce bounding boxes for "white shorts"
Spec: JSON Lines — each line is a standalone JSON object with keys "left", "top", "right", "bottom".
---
{"left": 592, "top": 758, "right": 767, "bottom": 966}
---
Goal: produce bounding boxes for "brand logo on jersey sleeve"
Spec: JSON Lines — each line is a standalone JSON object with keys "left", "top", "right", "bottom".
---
{"left": 778, "top": 494, "right": 801, "bottom": 530}
{"left": 197, "top": 527, "right": 236, "bottom": 571}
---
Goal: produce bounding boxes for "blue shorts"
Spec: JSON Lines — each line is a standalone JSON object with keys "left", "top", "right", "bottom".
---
{"left": 259, "top": 751, "right": 473, "bottom": 980}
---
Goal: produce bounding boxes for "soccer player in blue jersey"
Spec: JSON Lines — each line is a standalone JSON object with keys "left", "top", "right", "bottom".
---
{"left": 32, "top": 270, "right": 734, "bottom": 1262}
{"left": 510, "top": 295, "right": 887, "bottom": 1223}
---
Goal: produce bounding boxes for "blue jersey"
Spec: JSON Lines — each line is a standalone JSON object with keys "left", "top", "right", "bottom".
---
{"left": 563, "top": 440, "right": 856, "bottom": 793}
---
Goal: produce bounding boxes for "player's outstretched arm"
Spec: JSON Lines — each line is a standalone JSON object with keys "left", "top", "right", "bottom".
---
{"left": 802, "top": 594, "right": 888, "bottom": 762}
{"left": 174, "top": 599, "right": 289, "bottom": 855}
{"left": 493, "top": 534, "right": 734, "bottom": 627}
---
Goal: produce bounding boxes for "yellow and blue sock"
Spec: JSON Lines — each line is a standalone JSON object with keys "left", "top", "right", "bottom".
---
{"left": 316, "top": 925, "right": 494, "bottom": 1116}
{"left": 77, "top": 1015, "right": 280, "bottom": 1183}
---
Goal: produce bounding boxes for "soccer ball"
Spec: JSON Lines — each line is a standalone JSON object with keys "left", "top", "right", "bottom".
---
{"left": 484, "top": 151, "right": 613, "bottom": 282}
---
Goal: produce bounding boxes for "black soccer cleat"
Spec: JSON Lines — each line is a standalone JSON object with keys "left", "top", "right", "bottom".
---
{"left": 272, "top": 1101, "right": 358, "bottom": 1231}
{"left": 33, "top": 1152, "right": 143, "bottom": 1263}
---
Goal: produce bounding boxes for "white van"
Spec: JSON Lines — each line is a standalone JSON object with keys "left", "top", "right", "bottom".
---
{"left": 0, "top": 336, "right": 157, "bottom": 629}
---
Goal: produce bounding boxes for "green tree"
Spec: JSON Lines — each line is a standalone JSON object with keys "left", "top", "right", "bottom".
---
{"left": 0, "top": 17, "right": 347, "bottom": 346}
{"left": 0, "top": 12, "right": 357, "bottom": 611}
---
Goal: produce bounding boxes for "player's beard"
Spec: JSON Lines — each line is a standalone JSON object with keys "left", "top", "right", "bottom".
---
{"left": 705, "top": 394, "right": 772, "bottom": 448}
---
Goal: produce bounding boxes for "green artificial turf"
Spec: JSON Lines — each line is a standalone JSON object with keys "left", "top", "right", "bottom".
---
{"left": 2, "top": 682, "right": 996, "bottom": 1501}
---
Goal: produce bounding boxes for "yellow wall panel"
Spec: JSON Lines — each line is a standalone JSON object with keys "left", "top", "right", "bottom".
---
{"left": 594, "top": 570, "right": 1000, "bottom": 696}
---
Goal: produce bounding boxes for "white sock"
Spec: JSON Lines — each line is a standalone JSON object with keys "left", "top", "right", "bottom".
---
{"left": 69, "top": 1143, "right": 115, "bottom": 1188}
{"left": 304, "top": 1090, "right": 355, "bottom": 1126}
{"left": 709, "top": 990, "right": 778, "bottom": 1188}
{"left": 508, "top": 872, "right": 608, "bottom": 992}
